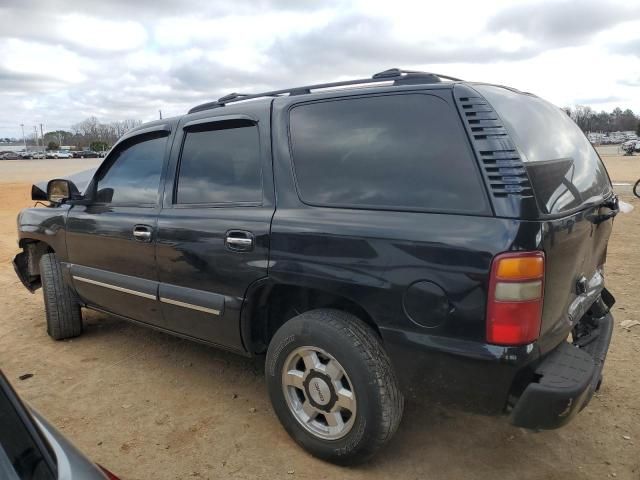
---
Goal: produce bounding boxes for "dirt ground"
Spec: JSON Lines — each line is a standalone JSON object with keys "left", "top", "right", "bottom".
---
{"left": 0, "top": 152, "right": 639, "bottom": 479}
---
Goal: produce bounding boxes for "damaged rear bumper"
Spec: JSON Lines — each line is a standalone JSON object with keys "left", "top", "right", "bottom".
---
{"left": 509, "top": 310, "right": 614, "bottom": 430}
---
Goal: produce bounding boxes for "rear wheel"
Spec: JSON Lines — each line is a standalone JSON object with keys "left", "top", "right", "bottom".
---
{"left": 39, "top": 253, "right": 82, "bottom": 340}
{"left": 633, "top": 178, "right": 640, "bottom": 199}
{"left": 265, "top": 309, "right": 403, "bottom": 465}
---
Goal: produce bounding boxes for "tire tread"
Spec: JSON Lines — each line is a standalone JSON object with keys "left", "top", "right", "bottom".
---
{"left": 40, "top": 253, "right": 82, "bottom": 340}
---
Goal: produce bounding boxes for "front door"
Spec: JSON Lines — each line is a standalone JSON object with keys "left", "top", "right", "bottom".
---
{"left": 65, "top": 126, "right": 173, "bottom": 326}
{"left": 155, "top": 103, "right": 275, "bottom": 351}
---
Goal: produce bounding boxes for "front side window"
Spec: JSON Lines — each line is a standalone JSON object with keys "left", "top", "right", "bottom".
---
{"left": 176, "top": 121, "right": 262, "bottom": 205}
{"left": 95, "top": 134, "right": 167, "bottom": 205}
{"left": 288, "top": 94, "right": 489, "bottom": 213}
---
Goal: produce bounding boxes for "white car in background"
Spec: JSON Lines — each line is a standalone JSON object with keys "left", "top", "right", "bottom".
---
{"left": 621, "top": 140, "right": 640, "bottom": 155}
{"left": 45, "top": 151, "right": 72, "bottom": 159}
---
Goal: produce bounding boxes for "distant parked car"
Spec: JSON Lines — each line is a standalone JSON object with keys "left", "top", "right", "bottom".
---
{"left": 621, "top": 140, "right": 640, "bottom": 155}
{"left": 45, "top": 151, "right": 71, "bottom": 159}
{"left": 0, "top": 370, "right": 120, "bottom": 479}
{"left": 19, "top": 152, "right": 33, "bottom": 159}
{"left": 0, "top": 152, "right": 20, "bottom": 160}
{"left": 73, "top": 150, "right": 100, "bottom": 158}
{"left": 31, "top": 152, "right": 46, "bottom": 159}
{"left": 97, "top": 150, "right": 109, "bottom": 158}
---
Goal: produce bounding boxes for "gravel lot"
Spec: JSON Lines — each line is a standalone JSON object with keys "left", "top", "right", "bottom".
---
{"left": 0, "top": 151, "right": 639, "bottom": 479}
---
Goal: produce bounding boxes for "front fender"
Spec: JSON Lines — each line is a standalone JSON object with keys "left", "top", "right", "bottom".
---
{"left": 17, "top": 206, "right": 69, "bottom": 261}
{"left": 13, "top": 251, "right": 39, "bottom": 292}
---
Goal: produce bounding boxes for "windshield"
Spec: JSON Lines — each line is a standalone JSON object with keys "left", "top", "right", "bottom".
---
{"left": 474, "top": 84, "right": 612, "bottom": 215}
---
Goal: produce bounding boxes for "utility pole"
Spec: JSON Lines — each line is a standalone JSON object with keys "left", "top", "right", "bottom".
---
{"left": 33, "top": 126, "right": 39, "bottom": 151}
{"left": 20, "top": 124, "right": 27, "bottom": 152}
{"left": 40, "top": 124, "right": 44, "bottom": 150}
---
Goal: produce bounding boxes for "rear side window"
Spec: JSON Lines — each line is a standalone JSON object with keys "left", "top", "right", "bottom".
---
{"left": 289, "top": 94, "right": 489, "bottom": 213}
{"left": 474, "top": 85, "right": 612, "bottom": 215}
{"left": 176, "top": 122, "right": 262, "bottom": 205}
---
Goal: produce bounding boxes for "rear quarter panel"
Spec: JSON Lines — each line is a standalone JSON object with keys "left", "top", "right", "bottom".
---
{"left": 270, "top": 88, "right": 542, "bottom": 345}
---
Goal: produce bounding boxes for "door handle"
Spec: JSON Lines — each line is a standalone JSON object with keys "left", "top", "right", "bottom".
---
{"left": 133, "top": 225, "right": 153, "bottom": 242}
{"left": 225, "top": 230, "right": 254, "bottom": 251}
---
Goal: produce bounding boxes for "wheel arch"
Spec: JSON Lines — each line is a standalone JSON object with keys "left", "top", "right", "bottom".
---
{"left": 241, "top": 279, "right": 381, "bottom": 355}
{"left": 14, "top": 239, "right": 56, "bottom": 292}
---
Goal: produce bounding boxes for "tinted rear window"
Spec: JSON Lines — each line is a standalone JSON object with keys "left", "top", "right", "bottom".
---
{"left": 289, "top": 94, "right": 489, "bottom": 213}
{"left": 176, "top": 122, "right": 262, "bottom": 205}
{"left": 474, "top": 85, "right": 612, "bottom": 214}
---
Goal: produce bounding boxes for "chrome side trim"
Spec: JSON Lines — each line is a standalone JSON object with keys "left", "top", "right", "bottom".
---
{"left": 159, "top": 297, "right": 220, "bottom": 316}
{"left": 72, "top": 276, "right": 157, "bottom": 300}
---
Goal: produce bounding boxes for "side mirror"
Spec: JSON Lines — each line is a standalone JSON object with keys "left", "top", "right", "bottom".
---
{"left": 46, "top": 179, "right": 80, "bottom": 204}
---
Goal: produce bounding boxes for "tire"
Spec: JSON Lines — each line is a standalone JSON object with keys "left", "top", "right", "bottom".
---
{"left": 634, "top": 179, "right": 640, "bottom": 199}
{"left": 39, "top": 252, "right": 82, "bottom": 340}
{"left": 265, "top": 309, "right": 404, "bottom": 465}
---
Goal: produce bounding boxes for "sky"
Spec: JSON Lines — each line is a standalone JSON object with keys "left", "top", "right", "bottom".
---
{"left": 1, "top": 0, "right": 639, "bottom": 138}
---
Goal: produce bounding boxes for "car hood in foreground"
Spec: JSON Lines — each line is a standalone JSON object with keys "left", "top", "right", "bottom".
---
{"left": 31, "top": 409, "right": 108, "bottom": 480}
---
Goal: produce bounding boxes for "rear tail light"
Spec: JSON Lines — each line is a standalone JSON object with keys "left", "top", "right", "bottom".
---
{"left": 486, "top": 251, "right": 545, "bottom": 346}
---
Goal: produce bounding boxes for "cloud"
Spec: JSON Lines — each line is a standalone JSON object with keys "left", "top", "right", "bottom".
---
{"left": 0, "top": 8, "right": 147, "bottom": 55}
{"left": 610, "top": 38, "right": 640, "bottom": 57}
{"left": 574, "top": 95, "right": 626, "bottom": 105}
{"left": 0, "top": 0, "right": 333, "bottom": 20}
{"left": 266, "top": 14, "right": 541, "bottom": 81}
{"left": 619, "top": 77, "right": 640, "bottom": 87}
{"left": 1, "top": 0, "right": 640, "bottom": 138}
{"left": 0, "top": 67, "right": 68, "bottom": 93}
{"left": 487, "top": 0, "right": 640, "bottom": 47}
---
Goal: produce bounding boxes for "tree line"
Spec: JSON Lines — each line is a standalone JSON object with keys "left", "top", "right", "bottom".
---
{"left": 21, "top": 117, "right": 142, "bottom": 151}
{"left": 563, "top": 106, "right": 640, "bottom": 134}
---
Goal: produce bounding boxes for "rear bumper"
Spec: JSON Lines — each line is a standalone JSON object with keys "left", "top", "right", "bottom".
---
{"left": 509, "top": 311, "right": 614, "bottom": 429}
{"left": 382, "top": 291, "right": 615, "bottom": 418}
{"left": 382, "top": 329, "right": 539, "bottom": 415}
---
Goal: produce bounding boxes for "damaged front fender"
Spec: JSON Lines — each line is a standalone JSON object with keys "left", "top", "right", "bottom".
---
{"left": 12, "top": 241, "right": 50, "bottom": 293}
{"left": 13, "top": 251, "right": 40, "bottom": 293}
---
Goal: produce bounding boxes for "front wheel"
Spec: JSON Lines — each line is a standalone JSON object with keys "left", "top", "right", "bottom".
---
{"left": 265, "top": 309, "right": 404, "bottom": 465}
{"left": 634, "top": 178, "right": 640, "bottom": 199}
{"left": 39, "top": 253, "right": 83, "bottom": 340}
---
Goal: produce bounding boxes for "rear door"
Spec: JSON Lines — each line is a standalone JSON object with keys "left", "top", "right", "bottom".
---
{"left": 65, "top": 125, "right": 172, "bottom": 326}
{"left": 155, "top": 101, "right": 275, "bottom": 351}
{"left": 474, "top": 85, "right": 615, "bottom": 348}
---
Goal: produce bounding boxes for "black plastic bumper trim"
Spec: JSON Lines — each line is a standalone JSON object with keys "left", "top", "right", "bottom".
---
{"left": 12, "top": 252, "right": 39, "bottom": 293}
{"left": 509, "top": 312, "right": 614, "bottom": 430}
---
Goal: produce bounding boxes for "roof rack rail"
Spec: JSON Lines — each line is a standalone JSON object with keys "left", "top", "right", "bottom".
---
{"left": 188, "top": 68, "right": 463, "bottom": 114}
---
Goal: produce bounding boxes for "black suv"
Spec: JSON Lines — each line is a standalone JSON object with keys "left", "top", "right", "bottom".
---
{"left": 13, "top": 69, "right": 617, "bottom": 465}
